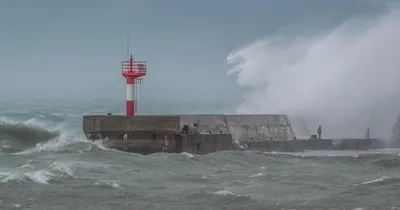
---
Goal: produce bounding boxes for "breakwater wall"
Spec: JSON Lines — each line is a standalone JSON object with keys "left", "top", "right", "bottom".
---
{"left": 83, "top": 114, "right": 385, "bottom": 154}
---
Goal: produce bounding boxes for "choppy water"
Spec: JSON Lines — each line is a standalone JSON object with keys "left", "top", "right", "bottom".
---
{"left": 0, "top": 100, "right": 399, "bottom": 210}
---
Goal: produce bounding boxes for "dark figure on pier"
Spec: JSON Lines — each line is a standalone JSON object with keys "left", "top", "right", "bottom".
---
{"left": 317, "top": 126, "right": 322, "bottom": 139}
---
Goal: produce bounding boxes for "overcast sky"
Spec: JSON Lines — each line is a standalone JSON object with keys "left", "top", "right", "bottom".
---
{"left": 0, "top": 0, "right": 388, "bottom": 103}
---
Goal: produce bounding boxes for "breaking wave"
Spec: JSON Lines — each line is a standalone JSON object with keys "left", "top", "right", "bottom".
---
{"left": 0, "top": 112, "right": 92, "bottom": 154}
{"left": 226, "top": 6, "right": 400, "bottom": 139}
{"left": 0, "top": 121, "right": 60, "bottom": 153}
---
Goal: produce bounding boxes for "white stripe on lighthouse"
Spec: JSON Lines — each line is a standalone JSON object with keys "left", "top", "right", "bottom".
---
{"left": 126, "top": 84, "right": 134, "bottom": 101}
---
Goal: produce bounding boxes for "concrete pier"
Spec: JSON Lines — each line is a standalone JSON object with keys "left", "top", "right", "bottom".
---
{"left": 83, "top": 114, "right": 385, "bottom": 155}
{"left": 238, "top": 138, "right": 383, "bottom": 152}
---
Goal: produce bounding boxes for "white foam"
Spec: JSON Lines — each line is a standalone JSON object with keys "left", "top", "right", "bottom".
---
{"left": 361, "top": 176, "right": 390, "bottom": 185}
{"left": 180, "top": 152, "right": 195, "bottom": 159}
{"left": 214, "top": 189, "right": 235, "bottom": 196}
{"left": 90, "top": 140, "right": 138, "bottom": 156}
{"left": 19, "top": 164, "right": 33, "bottom": 169}
{"left": 23, "top": 116, "right": 62, "bottom": 132}
{"left": 103, "top": 181, "right": 122, "bottom": 189}
{"left": 92, "top": 140, "right": 112, "bottom": 151}
{"left": 25, "top": 170, "right": 55, "bottom": 184}
{"left": 1, "top": 161, "right": 75, "bottom": 184}
{"left": 93, "top": 181, "right": 122, "bottom": 189}
{"left": 249, "top": 172, "right": 264, "bottom": 177}
{"left": 1, "top": 169, "right": 55, "bottom": 184}
{"left": 49, "top": 161, "right": 74, "bottom": 177}
{"left": 18, "top": 133, "right": 88, "bottom": 154}
{"left": 110, "top": 182, "right": 121, "bottom": 188}
{"left": 214, "top": 189, "right": 249, "bottom": 197}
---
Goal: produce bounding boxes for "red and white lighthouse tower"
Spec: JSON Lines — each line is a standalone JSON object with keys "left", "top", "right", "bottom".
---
{"left": 121, "top": 54, "right": 147, "bottom": 116}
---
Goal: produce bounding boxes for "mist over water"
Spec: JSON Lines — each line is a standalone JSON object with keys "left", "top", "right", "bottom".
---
{"left": 227, "top": 6, "right": 400, "bottom": 140}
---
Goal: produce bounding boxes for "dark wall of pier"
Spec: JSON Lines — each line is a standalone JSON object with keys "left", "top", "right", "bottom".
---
{"left": 83, "top": 115, "right": 180, "bottom": 140}
{"left": 82, "top": 115, "right": 385, "bottom": 154}
{"left": 83, "top": 114, "right": 298, "bottom": 141}
{"left": 180, "top": 133, "right": 233, "bottom": 154}
{"left": 179, "top": 114, "right": 296, "bottom": 141}
{"left": 240, "top": 138, "right": 383, "bottom": 152}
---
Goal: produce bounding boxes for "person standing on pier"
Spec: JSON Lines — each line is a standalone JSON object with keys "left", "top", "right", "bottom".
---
{"left": 317, "top": 126, "right": 322, "bottom": 139}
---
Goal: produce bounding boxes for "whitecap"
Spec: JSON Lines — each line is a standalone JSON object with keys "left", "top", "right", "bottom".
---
{"left": 49, "top": 161, "right": 74, "bottom": 176}
{"left": 92, "top": 140, "right": 111, "bottom": 151}
{"left": 23, "top": 116, "right": 60, "bottom": 131}
{"left": 111, "top": 182, "right": 120, "bottom": 188}
{"left": 18, "top": 133, "right": 88, "bottom": 154}
{"left": 214, "top": 189, "right": 249, "bottom": 197}
{"left": 1, "top": 169, "right": 55, "bottom": 184}
{"left": 19, "top": 164, "right": 33, "bottom": 169}
{"left": 104, "top": 181, "right": 122, "bottom": 189}
{"left": 214, "top": 189, "right": 234, "bottom": 196}
{"left": 25, "top": 170, "right": 55, "bottom": 184}
{"left": 249, "top": 172, "right": 264, "bottom": 177}
{"left": 180, "top": 152, "right": 195, "bottom": 159}
{"left": 361, "top": 176, "right": 390, "bottom": 185}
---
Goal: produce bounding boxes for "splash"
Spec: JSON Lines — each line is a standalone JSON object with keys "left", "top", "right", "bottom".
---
{"left": 227, "top": 7, "right": 400, "bottom": 139}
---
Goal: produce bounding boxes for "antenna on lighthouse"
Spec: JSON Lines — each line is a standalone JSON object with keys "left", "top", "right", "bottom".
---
{"left": 126, "top": 32, "right": 130, "bottom": 60}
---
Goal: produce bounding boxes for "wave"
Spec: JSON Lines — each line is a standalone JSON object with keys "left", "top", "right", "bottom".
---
{"left": 0, "top": 111, "right": 90, "bottom": 154}
{"left": 257, "top": 149, "right": 400, "bottom": 171}
{"left": 0, "top": 159, "right": 124, "bottom": 189}
{"left": 0, "top": 121, "right": 60, "bottom": 152}
{"left": 226, "top": 6, "right": 400, "bottom": 139}
{"left": 0, "top": 160, "right": 73, "bottom": 184}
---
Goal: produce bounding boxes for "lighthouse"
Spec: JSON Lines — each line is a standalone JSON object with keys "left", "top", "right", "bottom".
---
{"left": 121, "top": 54, "right": 147, "bottom": 116}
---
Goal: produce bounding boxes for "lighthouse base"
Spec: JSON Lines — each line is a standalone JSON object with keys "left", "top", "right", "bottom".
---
{"left": 82, "top": 114, "right": 386, "bottom": 155}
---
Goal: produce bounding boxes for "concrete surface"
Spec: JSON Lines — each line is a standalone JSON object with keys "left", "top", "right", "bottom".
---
{"left": 239, "top": 138, "right": 383, "bottom": 152}
{"left": 177, "top": 114, "right": 296, "bottom": 141}
{"left": 82, "top": 114, "right": 386, "bottom": 155}
{"left": 225, "top": 114, "right": 295, "bottom": 141}
{"left": 179, "top": 114, "right": 229, "bottom": 134}
{"left": 83, "top": 114, "right": 297, "bottom": 140}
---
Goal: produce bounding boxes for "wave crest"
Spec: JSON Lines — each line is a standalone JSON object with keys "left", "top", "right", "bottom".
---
{"left": 0, "top": 121, "right": 60, "bottom": 152}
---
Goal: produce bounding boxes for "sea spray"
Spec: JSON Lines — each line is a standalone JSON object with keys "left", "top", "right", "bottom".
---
{"left": 227, "top": 7, "right": 400, "bottom": 139}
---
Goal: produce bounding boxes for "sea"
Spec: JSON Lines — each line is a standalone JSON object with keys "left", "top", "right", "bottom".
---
{"left": 0, "top": 99, "right": 399, "bottom": 210}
